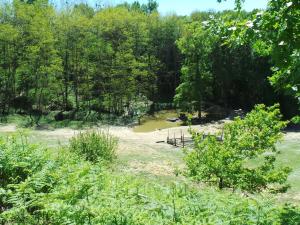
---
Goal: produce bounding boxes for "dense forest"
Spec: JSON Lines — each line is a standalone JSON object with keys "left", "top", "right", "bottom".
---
{"left": 1, "top": 1, "right": 300, "bottom": 224}
{"left": 0, "top": 0, "right": 299, "bottom": 124}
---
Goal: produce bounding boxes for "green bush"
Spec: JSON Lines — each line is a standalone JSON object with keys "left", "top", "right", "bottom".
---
{"left": 185, "top": 104, "right": 292, "bottom": 193}
{"left": 1, "top": 133, "right": 300, "bottom": 224}
{"left": 69, "top": 130, "right": 118, "bottom": 162}
{"left": 0, "top": 134, "right": 47, "bottom": 188}
{"left": 0, "top": 137, "right": 105, "bottom": 224}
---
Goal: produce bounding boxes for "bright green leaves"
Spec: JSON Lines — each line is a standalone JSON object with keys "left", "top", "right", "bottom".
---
{"left": 260, "top": 0, "right": 300, "bottom": 121}
{"left": 0, "top": 24, "right": 18, "bottom": 42}
{"left": 11, "top": 0, "right": 62, "bottom": 123}
{"left": 0, "top": 133, "right": 48, "bottom": 188}
{"left": 1, "top": 132, "right": 299, "bottom": 224}
{"left": 69, "top": 131, "right": 118, "bottom": 163}
{"left": 175, "top": 22, "right": 216, "bottom": 116}
{"left": 261, "top": 0, "right": 300, "bottom": 94}
{"left": 83, "top": 7, "right": 160, "bottom": 114}
{"left": 0, "top": 1, "right": 168, "bottom": 118}
{"left": 219, "top": 0, "right": 300, "bottom": 117}
{"left": 0, "top": 133, "right": 105, "bottom": 224}
{"left": 0, "top": 23, "right": 19, "bottom": 112}
{"left": 185, "top": 104, "right": 291, "bottom": 192}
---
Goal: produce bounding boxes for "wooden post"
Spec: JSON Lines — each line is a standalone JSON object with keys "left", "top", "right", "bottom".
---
{"left": 180, "top": 130, "right": 183, "bottom": 143}
{"left": 167, "top": 130, "right": 170, "bottom": 143}
{"left": 221, "top": 128, "right": 224, "bottom": 141}
{"left": 183, "top": 134, "right": 185, "bottom": 148}
{"left": 174, "top": 133, "right": 176, "bottom": 146}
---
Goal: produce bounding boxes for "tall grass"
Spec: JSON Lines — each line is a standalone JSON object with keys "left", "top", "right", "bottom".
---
{"left": 69, "top": 130, "right": 118, "bottom": 162}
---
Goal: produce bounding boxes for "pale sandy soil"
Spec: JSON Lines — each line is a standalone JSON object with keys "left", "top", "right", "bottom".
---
{"left": 1, "top": 122, "right": 300, "bottom": 202}
{"left": 0, "top": 124, "right": 17, "bottom": 133}
{"left": 284, "top": 131, "right": 300, "bottom": 141}
{"left": 0, "top": 122, "right": 225, "bottom": 177}
{"left": 0, "top": 122, "right": 299, "bottom": 178}
{"left": 0, "top": 121, "right": 298, "bottom": 152}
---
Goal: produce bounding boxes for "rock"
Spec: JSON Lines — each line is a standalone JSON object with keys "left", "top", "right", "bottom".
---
{"left": 167, "top": 118, "right": 178, "bottom": 122}
{"left": 228, "top": 109, "right": 245, "bottom": 119}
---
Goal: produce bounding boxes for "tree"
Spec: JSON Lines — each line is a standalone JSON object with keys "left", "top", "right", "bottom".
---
{"left": 149, "top": 14, "right": 183, "bottom": 102}
{"left": 144, "top": 0, "right": 159, "bottom": 14}
{"left": 11, "top": 0, "right": 62, "bottom": 125}
{"left": 0, "top": 23, "right": 19, "bottom": 114}
{"left": 184, "top": 104, "right": 291, "bottom": 192}
{"left": 218, "top": 0, "right": 300, "bottom": 119}
{"left": 1, "top": 0, "right": 298, "bottom": 123}
{"left": 260, "top": 0, "right": 300, "bottom": 121}
{"left": 209, "top": 13, "right": 276, "bottom": 110}
{"left": 117, "top": 0, "right": 158, "bottom": 14}
{"left": 174, "top": 22, "right": 215, "bottom": 118}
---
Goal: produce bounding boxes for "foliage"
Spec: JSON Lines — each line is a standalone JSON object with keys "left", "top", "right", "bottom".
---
{"left": 173, "top": 8, "right": 297, "bottom": 118}
{"left": 0, "top": 132, "right": 47, "bottom": 188}
{"left": 1, "top": 133, "right": 300, "bottom": 224}
{"left": 117, "top": 0, "right": 159, "bottom": 14}
{"left": 69, "top": 130, "right": 118, "bottom": 162}
{"left": 278, "top": 204, "right": 300, "bottom": 225}
{"left": 0, "top": 133, "right": 105, "bottom": 224}
{"left": 0, "top": 0, "right": 171, "bottom": 118}
{"left": 252, "top": 0, "right": 299, "bottom": 98}
{"left": 174, "top": 22, "right": 215, "bottom": 117}
{"left": 218, "top": 0, "right": 245, "bottom": 11}
{"left": 184, "top": 104, "right": 292, "bottom": 192}
{"left": 0, "top": 0, "right": 299, "bottom": 123}
{"left": 217, "top": 0, "right": 300, "bottom": 118}
{"left": 260, "top": 0, "right": 300, "bottom": 121}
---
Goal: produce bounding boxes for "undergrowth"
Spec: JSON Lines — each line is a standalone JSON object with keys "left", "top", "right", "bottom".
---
{"left": 69, "top": 130, "right": 118, "bottom": 162}
{"left": 0, "top": 133, "right": 299, "bottom": 224}
{"left": 0, "top": 112, "right": 137, "bottom": 130}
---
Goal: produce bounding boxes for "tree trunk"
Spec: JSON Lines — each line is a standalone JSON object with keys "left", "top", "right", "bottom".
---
{"left": 219, "top": 177, "right": 224, "bottom": 189}
{"left": 64, "top": 51, "right": 69, "bottom": 111}
{"left": 198, "top": 109, "right": 202, "bottom": 119}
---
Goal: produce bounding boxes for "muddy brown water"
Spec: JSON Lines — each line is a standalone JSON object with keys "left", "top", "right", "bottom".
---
{"left": 133, "top": 110, "right": 182, "bottom": 133}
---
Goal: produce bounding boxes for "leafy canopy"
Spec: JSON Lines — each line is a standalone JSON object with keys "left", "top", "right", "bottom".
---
{"left": 218, "top": 0, "right": 300, "bottom": 120}
{"left": 174, "top": 22, "right": 216, "bottom": 117}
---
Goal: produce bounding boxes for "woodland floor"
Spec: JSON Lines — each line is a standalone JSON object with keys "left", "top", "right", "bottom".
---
{"left": 0, "top": 121, "right": 300, "bottom": 202}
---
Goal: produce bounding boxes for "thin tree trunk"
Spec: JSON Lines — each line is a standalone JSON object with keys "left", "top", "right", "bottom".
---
{"left": 219, "top": 177, "right": 224, "bottom": 189}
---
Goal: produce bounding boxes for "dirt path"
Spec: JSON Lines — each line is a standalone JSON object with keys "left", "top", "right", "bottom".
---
{"left": 0, "top": 124, "right": 17, "bottom": 133}
{"left": 0, "top": 122, "right": 224, "bottom": 177}
{"left": 1, "top": 123, "right": 300, "bottom": 203}
{"left": 1, "top": 122, "right": 300, "bottom": 178}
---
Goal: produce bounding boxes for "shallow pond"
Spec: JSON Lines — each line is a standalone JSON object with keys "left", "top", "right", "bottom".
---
{"left": 133, "top": 110, "right": 182, "bottom": 133}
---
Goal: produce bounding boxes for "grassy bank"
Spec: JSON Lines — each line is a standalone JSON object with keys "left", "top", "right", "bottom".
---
{"left": 0, "top": 133, "right": 299, "bottom": 224}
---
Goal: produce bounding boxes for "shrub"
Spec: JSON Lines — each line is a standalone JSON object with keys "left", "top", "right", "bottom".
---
{"left": 184, "top": 104, "right": 292, "bottom": 192}
{"left": 1, "top": 133, "right": 300, "bottom": 225}
{"left": 0, "top": 135, "right": 105, "bottom": 224}
{"left": 0, "top": 133, "right": 47, "bottom": 188}
{"left": 69, "top": 130, "right": 118, "bottom": 162}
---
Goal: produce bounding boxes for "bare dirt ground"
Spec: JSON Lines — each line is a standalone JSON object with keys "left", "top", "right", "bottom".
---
{"left": 1, "top": 121, "right": 300, "bottom": 181}
{"left": 0, "top": 124, "right": 17, "bottom": 133}
{"left": 0, "top": 121, "right": 225, "bottom": 177}
{"left": 284, "top": 131, "right": 300, "bottom": 141}
{"left": 1, "top": 122, "right": 300, "bottom": 202}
